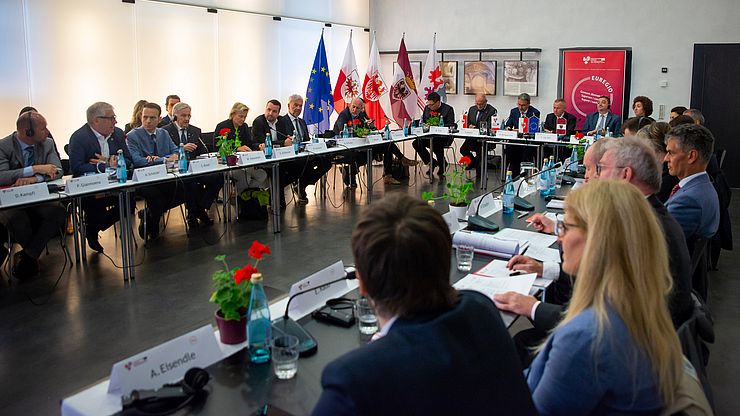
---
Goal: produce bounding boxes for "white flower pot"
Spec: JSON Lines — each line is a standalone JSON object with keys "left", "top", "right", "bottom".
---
{"left": 448, "top": 204, "right": 469, "bottom": 223}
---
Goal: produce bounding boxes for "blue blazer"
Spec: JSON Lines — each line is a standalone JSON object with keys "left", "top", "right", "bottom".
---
{"left": 68, "top": 124, "right": 133, "bottom": 177}
{"left": 125, "top": 127, "right": 178, "bottom": 168}
{"left": 312, "top": 291, "right": 536, "bottom": 415}
{"left": 582, "top": 111, "right": 621, "bottom": 135}
{"left": 504, "top": 106, "right": 540, "bottom": 129}
{"left": 666, "top": 172, "right": 720, "bottom": 240}
{"left": 527, "top": 306, "right": 663, "bottom": 415}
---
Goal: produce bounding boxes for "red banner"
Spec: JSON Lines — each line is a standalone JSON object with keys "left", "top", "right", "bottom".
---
{"left": 561, "top": 50, "right": 628, "bottom": 130}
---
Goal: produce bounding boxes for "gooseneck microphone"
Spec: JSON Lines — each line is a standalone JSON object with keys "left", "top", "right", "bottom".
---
{"left": 513, "top": 162, "right": 563, "bottom": 211}
{"left": 270, "top": 267, "right": 357, "bottom": 357}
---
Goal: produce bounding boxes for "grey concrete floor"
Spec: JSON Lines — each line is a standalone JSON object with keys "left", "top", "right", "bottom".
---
{"left": 0, "top": 163, "right": 737, "bottom": 415}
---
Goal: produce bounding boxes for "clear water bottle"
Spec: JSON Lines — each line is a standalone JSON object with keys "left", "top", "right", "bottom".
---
{"left": 384, "top": 120, "right": 391, "bottom": 140}
{"left": 293, "top": 135, "right": 300, "bottom": 154}
{"left": 438, "top": 115, "right": 444, "bottom": 127}
{"left": 548, "top": 156, "right": 556, "bottom": 194}
{"left": 342, "top": 123, "right": 349, "bottom": 138}
{"left": 503, "top": 170, "right": 515, "bottom": 214}
{"left": 569, "top": 146, "right": 579, "bottom": 173}
{"left": 403, "top": 119, "right": 409, "bottom": 136}
{"left": 116, "top": 149, "right": 127, "bottom": 184}
{"left": 178, "top": 144, "right": 187, "bottom": 173}
{"left": 247, "top": 273, "right": 271, "bottom": 364}
{"left": 605, "top": 127, "right": 611, "bottom": 138}
{"left": 538, "top": 158, "right": 550, "bottom": 196}
{"left": 264, "top": 132, "right": 273, "bottom": 159}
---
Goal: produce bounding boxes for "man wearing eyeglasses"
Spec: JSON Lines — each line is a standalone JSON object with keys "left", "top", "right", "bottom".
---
{"left": 69, "top": 102, "right": 134, "bottom": 253}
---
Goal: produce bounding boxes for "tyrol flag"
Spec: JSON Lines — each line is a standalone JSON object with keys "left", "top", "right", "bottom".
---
{"left": 389, "top": 37, "right": 419, "bottom": 126}
{"left": 304, "top": 32, "right": 334, "bottom": 133}
{"left": 333, "top": 31, "right": 361, "bottom": 115}
{"left": 417, "top": 33, "right": 446, "bottom": 111}
{"left": 362, "top": 33, "right": 392, "bottom": 130}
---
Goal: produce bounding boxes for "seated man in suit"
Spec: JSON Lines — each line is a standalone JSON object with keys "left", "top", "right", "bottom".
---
{"left": 157, "top": 94, "right": 179, "bottom": 127}
{"left": 460, "top": 93, "right": 496, "bottom": 173}
{"left": 312, "top": 193, "right": 536, "bottom": 415}
{"left": 252, "top": 99, "right": 297, "bottom": 207}
{"left": 582, "top": 95, "right": 621, "bottom": 136}
{"left": 412, "top": 92, "right": 455, "bottom": 176}
{"left": 69, "top": 102, "right": 134, "bottom": 252}
{"left": 126, "top": 102, "right": 183, "bottom": 240}
{"left": 162, "top": 102, "right": 223, "bottom": 227}
{"left": 0, "top": 111, "right": 65, "bottom": 279}
{"left": 543, "top": 98, "right": 576, "bottom": 136}
{"left": 664, "top": 123, "right": 720, "bottom": 245}
{"left": 503, "top": 93, "right": 539, "bottom": 175}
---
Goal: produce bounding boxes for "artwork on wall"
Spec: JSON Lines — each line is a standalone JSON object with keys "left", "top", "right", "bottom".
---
{"left": 464, "top": 61, "right": 496, "bottom": 95}
{"left": 440, "top": 61, "right": 458, "bottom": 95}
{"left": 503, "top": 60, "right": 539, "bottom": 96}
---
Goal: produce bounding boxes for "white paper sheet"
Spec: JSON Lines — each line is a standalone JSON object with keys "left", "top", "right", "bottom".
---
{"left": 454, "top": 273, "right": 537, "bottom": 327}
{"left": 495, "top": 227, "right": 558, "bottom": 249}
{"left": 525, "top": 245, "right": 562, "bottom": 263}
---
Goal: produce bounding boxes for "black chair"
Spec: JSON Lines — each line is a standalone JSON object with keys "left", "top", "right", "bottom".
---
{"left": 201, "top": 131, "right": 215, "bottom": 153}
{"left": 676, "top": 291, "right": 715, "bottom": 410}
{"left": 689, "top": 237, "right": 710, "bottom": 302}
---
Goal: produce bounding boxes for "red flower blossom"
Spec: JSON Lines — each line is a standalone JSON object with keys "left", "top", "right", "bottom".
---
{"left": 248, "top": 240, "right": 271, "bottom": 260}
{"left": 234, "top": 264, "right": 258, "bottom": 284}
{"left": 459, "top": 156, "right": 472, "bottom": 166}
{"left": 347, "top": 122, "right": 353, "bottom": 126}
{"left": 353, "top": 119, "right": 361, "bottom": 126}
{"left": 430, "top": 111, "right": 439, "bottom": 116}
{"left": 575, "top": 132, "right": 585, "bottom": 139}
{"left": 219, "top": 128, "right": 231, "bottom": 136}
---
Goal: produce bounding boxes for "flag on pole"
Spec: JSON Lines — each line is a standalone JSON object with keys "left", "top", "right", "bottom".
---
{"left": 417, "top": 33, "right": 446, "bottom": 111}
{"left": 304, "top": 31, "right": 334, "bottom": 133}
{"left": 362, "top": 33, "right": 392, "bottom": 130}
{"left": 389, "top": 37, "right": 419, "bottom": 126}
{"left": 332, "top": 31, "right": 361, "bottom": 115}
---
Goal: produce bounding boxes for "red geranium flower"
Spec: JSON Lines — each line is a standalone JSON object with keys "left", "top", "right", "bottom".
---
{"left": 459, "top": 156, "right": 472, "bottom": 166}
{"left": 219, "top": 128, "right": 231, "bottom": 136}
{"left": 430, "top": 111, "right": 439, "bottom": 116}
{"left": 347, "top": 122, "right": 352, "bottom": 126}
{"left": 248, "top": 240, "right": 271, "bottom": 260}
{"left": 234, "top": 264, "right": 258, "bottom": 284}
{"left": 353, "top": 119, "right": 361, "bottom": 126}
{"left": 575, "top": 132, "right": 585, "bottom": 139}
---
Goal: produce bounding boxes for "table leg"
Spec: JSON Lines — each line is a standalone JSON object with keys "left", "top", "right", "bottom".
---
{"left": 117, "top": 191, "right": 130, "bottom": 282}
{"left": 480, "top": 140, "right": 489, "bottom": 190}
{"left": 429, "top": 137, "right": 435, "bottom": 184}
{"left": 124, "top": 190, "right": 136, "bottom": 280}
{"left": 366, "top": 148, "right": 373, "bottom": 203}
{"left": 71, "top": 198, "right": 81, "bottom": 263}
{"left": 271, "top": 164, "right": 281, "bottom": 234}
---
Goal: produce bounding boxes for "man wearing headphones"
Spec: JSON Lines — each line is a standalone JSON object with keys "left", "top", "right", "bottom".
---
{"left": 0, "top": 111, "right": 65, "bottom": 279}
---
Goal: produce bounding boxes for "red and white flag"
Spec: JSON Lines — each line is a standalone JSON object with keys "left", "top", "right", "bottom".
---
{"left": 390, "top": 37, "right": 419, "bottom": 126}
{"left": 417, "top": 34, "right": 446, "bottom": 111}
{"left": 362, "top": 34, "right": 392, "bottom": 130}
{"left": 333, "top": 33, "right": 361, "bottom": 114}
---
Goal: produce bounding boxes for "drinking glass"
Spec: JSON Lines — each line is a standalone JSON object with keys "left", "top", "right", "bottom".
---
{"left": 456, "top": 245, "right": 474, "bottom": 272}
{"left": 271, "top": 335, "right": 299, "bottom": 380}
{"left": 356, "top": 297, "right": 378, "bottom": 335}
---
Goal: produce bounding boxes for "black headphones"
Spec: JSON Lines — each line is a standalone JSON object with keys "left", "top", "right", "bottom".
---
{"left": 121, "top": 367, "right": 210, "bottom": 416}
{"left": 25, "top": 111, "right": 34, "bottom": 137}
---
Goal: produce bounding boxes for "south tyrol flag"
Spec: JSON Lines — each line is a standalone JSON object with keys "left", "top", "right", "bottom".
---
{"left": 333, "top": 33, "right": 360, "bottom": 115}
{"left": 304, "top": 33, "right": 334, "bottom": 133}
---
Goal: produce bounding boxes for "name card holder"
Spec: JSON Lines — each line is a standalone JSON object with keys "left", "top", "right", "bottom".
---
{"left": 305, "top": 142, "right": 329, "bottom": 153}
{"left": 366, "top": 134, "right": 383, "bottom": 144}
{"left": 188, "top": 157, "right": 218, "bottom": 174}
{"left": 429, "top": 126, "right": 449, "bottom": 135}
{"left": 442, "top": 211, "right": 461, "bottom": 234}
{"left": 534, "top": 132, "right": 559, "bottom": 142}
{"left": 495, "top": 130, "right": 519, "bottom": 139}
{"left": 467, "top": 193, "right": 501, "bottom": 218}
{"left": 391, "top": 130, "right": 406, "bottom": 139}
{"left": 65, "top": 174, "right": 109, "bottom": 195}
{"left": 273, "top": 146, "right": 296, "bottom": 159}
{"left": 237, "top": 151, "right": 267, "bottom": 166}
{"left": 288, "top": 261, "right": 348, "bottom": 319}
{"left": 410, "top": 127, "right": 425, "bottom": 135}
{"left": 132, "top": 164, "right": 167, "bottom": 183}
{"left": 459, "top": 128, "right": 481, "bottom": 136}
{"left": 340, "top": 138, "right": 368, "bottom": 148}
{"left": 0, "top": 182, "right": 50, "bottom": 206}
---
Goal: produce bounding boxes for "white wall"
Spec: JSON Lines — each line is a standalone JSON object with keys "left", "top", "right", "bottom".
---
{"left": 370, "top": 0, "right": 740, "bottom": 125}
{"left": 0, "top": 0, "right": 369, "bottom": 155}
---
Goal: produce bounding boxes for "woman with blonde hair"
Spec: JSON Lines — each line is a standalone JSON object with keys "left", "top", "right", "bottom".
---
{"left": 124, "top": 99, "right": 147, "bottom": 134}
{"left": 527, "top": 180, "right": 683, "bottom": 415}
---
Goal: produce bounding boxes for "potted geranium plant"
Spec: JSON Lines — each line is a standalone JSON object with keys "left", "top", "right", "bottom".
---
{"left": 354, "top": 119, "right": 370, "bottom": 138}
{"left": 210, "top": 240, "right": 271, "bottom": 344}
{"left": 425, "top": 111, "right": 441, "bottom": 131}
{"left": 422, "top": 156, "right": 474, "bottom": 221}
{"left": 215, "top": 127, "right": 241, "bottom": 166}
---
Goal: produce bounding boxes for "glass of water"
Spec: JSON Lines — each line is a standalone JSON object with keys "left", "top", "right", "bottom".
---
{"left": 456, "top": 245, "right": 475, "bottom": 272}
{"left": 356, "top": 297, "right": 378, "bottom": 335}
{"left": 478, "top": 121, "right": 488, "bottom": 136}
{"left": 271, "top": 335, "right": 299, "bottom": 380}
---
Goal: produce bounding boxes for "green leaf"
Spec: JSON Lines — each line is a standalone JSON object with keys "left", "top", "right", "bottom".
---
{"left": 421, "top": 191, "right": 434, "bottom": 201}
{"left": 214, "top": 255, "right": 226, "bottom": 262}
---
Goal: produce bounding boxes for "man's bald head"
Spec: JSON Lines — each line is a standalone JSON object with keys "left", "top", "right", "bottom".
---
{"left": 16, "top": 111, "right": 48, "bottom": 144}
{"left": 349, "top": 98, "right": 365, "bottom": 117}
{"left": 475, "top": 94, "right": 487, "bottom": 110}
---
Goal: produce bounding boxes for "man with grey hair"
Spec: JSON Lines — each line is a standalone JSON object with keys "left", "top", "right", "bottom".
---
{"left": 503, "top": 93, "right": 540, "bottom": 175}
{"left": 683, "top": 108, "right": 705, "bottom": 125}
{"left": 461, "top": 93, "right": 497, "bottom": 173}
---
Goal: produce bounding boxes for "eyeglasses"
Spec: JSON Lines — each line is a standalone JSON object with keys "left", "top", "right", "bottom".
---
{"left": 595, "top": 163, "right": 624, "bottom": 175}
{"left": 555, "top": 219, "right": 580, "bottom": 236}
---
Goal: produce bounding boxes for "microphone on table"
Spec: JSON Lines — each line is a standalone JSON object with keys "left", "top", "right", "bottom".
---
{"left": 513, "top": 162, "right": 563, "bottom": 211}
{"left": 271, "top": 267, "right": 357, "bottom": 357}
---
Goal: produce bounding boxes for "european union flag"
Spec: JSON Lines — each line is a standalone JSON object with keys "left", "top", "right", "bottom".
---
{"left": 304, "top": 33, "right": 334, "bottom": 133}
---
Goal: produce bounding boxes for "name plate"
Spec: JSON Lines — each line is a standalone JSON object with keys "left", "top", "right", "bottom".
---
{"left": 429, "top": 126, "right": 449, "bottom": 134}
{"left": 273, "top": 146, "right": 296, "bottom": 159}
{"left": 535, "top": 132, "right": 558, "bottom": 142}
{"left": 0, "top": 182, "right": 50, "bottom": 206}
{"left": 237, "top": 151, "right": 267, "bottom": 166}
{"left": 65, "top": 174, "right": 109, "bottom": 195}
{"left": 288, "top": 260, "right": 347, "bottom": 319}
{"left": 188, "top": 157, "right": 218, "bottom": 174}
{"left": 459, "top": 128, "right": 481, "bottom": 136}
{"left": 340, "top": 138, "right": 367, "bottom": 148}
{"left": 442, "top": 211, "right": 461, "bottom": 234}
{"left": 132, "top": 164, "right": 167, "bottom": 183}
{"left": 495, "top": 130, "right": 519, "bottom": 139}
{"left": 367, "top": 134, "right": 383, "bottom": 144}
{"left": 411, "top": 127, "right": 424, "bottom": 135}
{"left": 107, "top": 325, "right": 222, "bottom": 395}
{"left": 467, "top": 193, "right": 501, "bottom": 218}
{"left": 391, "top": 130, "right": 406, "bottom": 139}
{"left": 305, "top": 142, "right": 329, "bottom": 153}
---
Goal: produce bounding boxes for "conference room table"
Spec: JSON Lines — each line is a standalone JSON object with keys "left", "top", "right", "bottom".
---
{"left": 60, "top": 183, "right": 568, "bottom": 415}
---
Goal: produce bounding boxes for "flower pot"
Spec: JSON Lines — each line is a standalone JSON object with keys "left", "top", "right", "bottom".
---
{"left": 448, "top": 204, "right": 469, "bottom": 223}
{"left": 214, "top": 309, "right": 247, "bottom": 344}
{"left": 226, "top": 155, "right": 238, "bottom": 166}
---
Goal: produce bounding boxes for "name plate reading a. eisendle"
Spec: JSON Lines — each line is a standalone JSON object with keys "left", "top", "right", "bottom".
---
{"left": 0, "top": 182, "right": 50, "bottom": 206}
{"left": 534, "top": 132, "right": 558, "bottom": 142}
{"left": 495, "top": 130, "right": 519, "bottom": 139}
{"left": 237, "top": 151, "right": 267, "bottom": 166}
{"left": 132, "top": 164, "right": 167, "bottom": 183}
{"left": 188, "top": 157, "right": 218, "bottom": 174}
{"left": 65, "top": 174, "right": 109, "bottom": 195}
{"left": 366, "top": 134, "right": 383, "bottom": 144}
{"left": 459, "top": 128, "right": 481, "bottom": 136}
{"left": 429, "top": 126, "right": 449, "bottom": 134}
{"left": 391, "top": 130, "right": 406, "bottom": 140}
{"left": 305, "top": 142, "right": 329, "bottom": 153}
{"left": 273, "top": 146, "right": 296, "bottom": 159}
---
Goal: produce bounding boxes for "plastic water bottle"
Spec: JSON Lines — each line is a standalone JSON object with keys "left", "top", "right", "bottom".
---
{"left": 569, "top": 147, "right": 579, "bottom": 173}
{"left": 605, "top": 127, "right": 611, "bottom": 138}
{"left": 178, "top": 144, "right": 187, "bottom": 173}
{"left": 503, "top": 170, "right": 515, "bottom": 214}
{"left": 438, "top": 115, "right": 444, "bottom": 127}
{"left": 342, "top": 123, "right": 349, "bottom": 139}
{"left": 264, "top": 132, "right": 273, "bottom": 159}
{"left": 247, "top": 273, "right": 271, "bottom": 364}
{"left": 403, "top": 119, "right": 409, "bottom": 136}
{"left": 548, "top": 156, "right": 557, "bottom": 194}
{"left": 384, "top": 120, "right": 391, "bottom": 140}
{"left": 293, "top": 135, "right": 300, "bottom": 154}
{"left": 538, "top": 158, "right": 550, "bottom": 196}
{"left": 116, "top": 149, "right": 127, "bottom": 184}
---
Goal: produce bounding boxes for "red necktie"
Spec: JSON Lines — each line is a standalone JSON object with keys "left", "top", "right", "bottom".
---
{"left": 669, "top": 184, "right": 681, "bottom": 198}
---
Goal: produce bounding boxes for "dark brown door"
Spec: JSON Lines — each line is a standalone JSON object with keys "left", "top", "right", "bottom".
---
{"left": 691, "top": 43, "right": 740, "bottom": 187}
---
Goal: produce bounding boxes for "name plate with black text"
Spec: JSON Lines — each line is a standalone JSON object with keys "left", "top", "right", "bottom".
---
{"left": 65, "top": 174, "right": 110, "bottom": 195}
{"left": 0, "top": 182, "right": 50, "bottom": 206}
{"left": 495, "top": 130, "right": 519, "bottom": 139}
{"left": 237, "top": 151, "right": 267, "bottom": 166}
{"left": 429, "top": 126, "right": 449, "bottom": 135}
{"left": 411, "top": 127, "right": 424, "bottom": 135}
{"left": 459, "top": 128, "right": 481, "bottom": 136}
{"left": 391, "top": 130, "right": 406, "bottom": 139}
{"left": 366, "top": 134, "right": 383, "bottom": 144}
{"left": 188, "top": 157, "right": 219, "bottom": 174}
{"left": 132, "top": 164, "right": 167, "bottom": 183}
{"left": 305, "top": 142, "right": 329, "bottom": 153}
{"left": 534, "top": 132, "right": 558, "bottom": 142}
{"left": 273, "top": 146, "right": 296, "bottom": 159}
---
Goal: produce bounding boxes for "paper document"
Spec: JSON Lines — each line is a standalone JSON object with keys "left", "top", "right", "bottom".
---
{"left": 473, "top": 259, "right": 514, "bottom": 278}
{"left": 454, "top": 273, "right": 537, "bottom": 327}
{"left": 452, "top": 231, "right": 519, "bottom": 259}
{"left": 546, "top": 199, "right": 565, "bottom": 210}
{"left": 495, "top": 227, "right": 558, "bottom": 249}
{"left": 525, "top": 245, "right": 561, "bottom": 263}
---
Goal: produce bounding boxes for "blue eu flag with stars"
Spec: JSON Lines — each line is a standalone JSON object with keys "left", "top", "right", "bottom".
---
{"left": 304, "top": 33, "right": 334, "bottom": 133}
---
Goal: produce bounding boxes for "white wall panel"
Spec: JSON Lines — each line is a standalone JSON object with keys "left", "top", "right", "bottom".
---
{"left": 277, "top": 19, "right": 326, "bottom": 107}
{"left": 0, "top": 0, "right": 30, "bottom": 135}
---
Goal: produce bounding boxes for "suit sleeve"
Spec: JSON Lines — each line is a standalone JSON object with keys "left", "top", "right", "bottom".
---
{"left": 610, "top": 116, "right": 622, "bottom": 137}
{"left": 126, "top": 133, "right": 153, "bottom": 168}
{"left": 533, "top": 302, "right": 565, "bottom": 331}
{"left": 69, "top": 133, "right": 96, "bottom": 177}
{"left": 666, "top": 195, "right": 701, "bottom": 239}
{"left": 0, "top": 142, "right": 24, "bottom": 186}
{"left": 504, "top": 109, "right": 517, "bottom": 129}
{"left": 42, "top": 139, "right": 63, "bottom": 178}
{"left": 252, "top": 119, "right": 267, "bottom": 144}
{"left": 566, "top": 114, "right": 577, "bottom": 136}
{"left": 312, "top": 362, "right": 360, "bottom": 416}
{"left": 543, "top": 114, "right": 556, "bottom": 132}
{"left": 333, "top": 112, "right": 348, "bottom": 134}
{"left": 582, "top": 114, "right": 595, "bottom": 134}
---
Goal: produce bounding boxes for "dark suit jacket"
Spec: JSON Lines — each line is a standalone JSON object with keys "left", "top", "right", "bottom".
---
{"left": 214, "top": 119, "right": 256, "bottom": 151}
{"left": 157, "top": 114, "right": 172, "bottom": 128}
{"left": 162, "top": 123, "right": 208, "bottom": 158}
{"left": 280, "top": 115, "right": 309, "bottom": 141}
{"left": 252, "top": 114, "right": 291, "bottom": 146}
{"left": 666, "top": 172, "right": 720, "bottom": 241}
{"left": 312, "top": 291, "right": 537, "bottom": 415}
{"left": 466, "top": 104, "right": 497, "bottom": 128}
{"left": 68, "top": 125, "right": 133, "bottom": 177}
{"left": 332, "top": 108, "right": 371, "bottom": 134}
{"left": 543, "top": 112, "right": 577, "bottom": 136}
{"left": 421, "top": 102, "right": 455, "bottom": 127}
{"left": 582, "top": 111, "right": 621, "bottom": 135}
{"left": 0, "top": 132, "right": 62, "bottom": 186}
{"left": 504, "top": 106, "right": 540, "bottom": 129}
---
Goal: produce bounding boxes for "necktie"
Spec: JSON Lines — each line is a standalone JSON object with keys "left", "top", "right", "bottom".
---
{"left": 669, "top": 183, "right": 681, "bottom": 198}
{"left": 25, "top": 146, "right": 35, "bottom": 167}
{"left": 596, "top": 114, "right": 605, "bottom": 132}
{"left": 180, "top": 129, "right": 187, "bottom": 145}
{"left": 151, "top": 134, "right": 158, "bottom": 156}
{"left": 293, "top": 119, "right": 302, "bottom": 140}
{"left": 475, "top": 111, "right": 481, "bottom": 123}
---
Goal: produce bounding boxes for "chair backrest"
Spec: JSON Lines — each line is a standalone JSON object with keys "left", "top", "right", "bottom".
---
{"left": 201, "top": 131, "right": 215, "bottom": 152}
{"left": 673, "top": 292, "right": 715, "bottom": 412}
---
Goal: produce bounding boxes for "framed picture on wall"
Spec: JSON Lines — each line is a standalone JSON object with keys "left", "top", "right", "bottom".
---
{"left": 464, "top": 61, "right": 496, "bottom": 95}
{"left": 440, "top": 61, "right": 458, "bottom": 95}
{"left": 503, "top": 60, "right": 539, "bottom": 96}
{"left": 393, "top": 61, "right": 422, "bottom": 88}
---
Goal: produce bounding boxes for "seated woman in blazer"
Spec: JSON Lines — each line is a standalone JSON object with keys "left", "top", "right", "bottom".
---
{"left": 526, "top": 180, "right": 684, "bottom": 415}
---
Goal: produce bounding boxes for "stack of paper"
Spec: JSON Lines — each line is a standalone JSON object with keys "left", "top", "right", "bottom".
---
{"left": 453, "top": 273, "right": 537, "bottom": 327}
{"left": 453, "top": 231, "right": 519, "bottom": 259}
